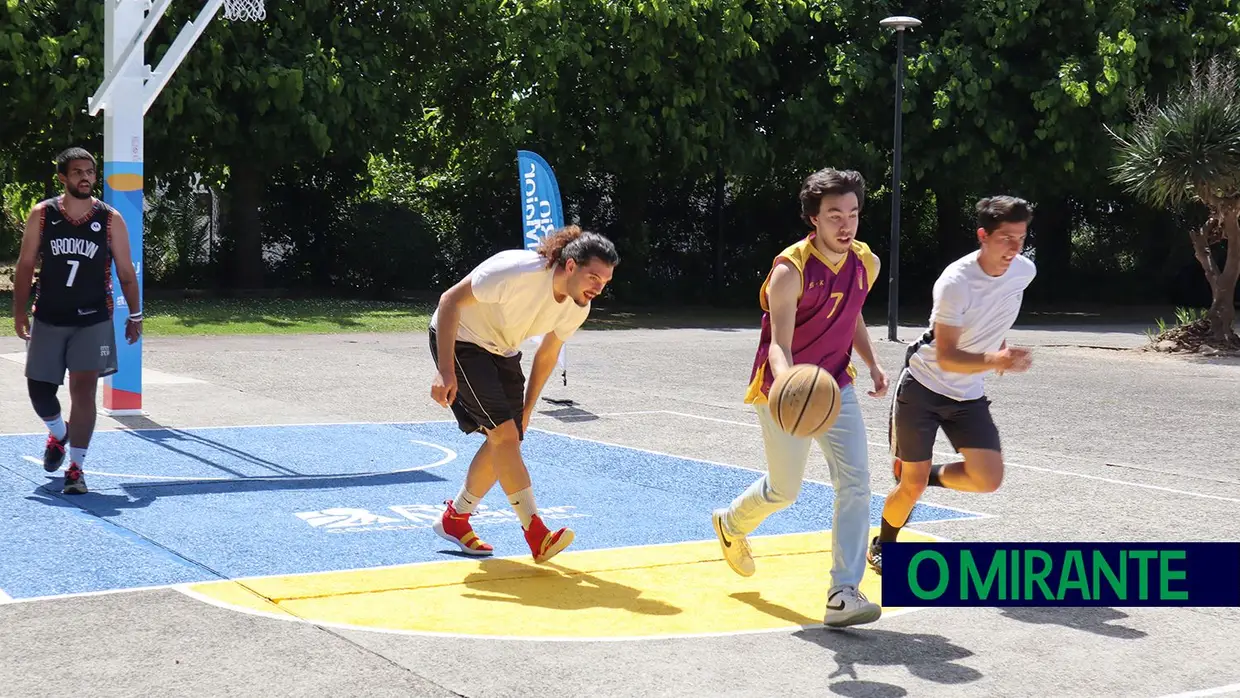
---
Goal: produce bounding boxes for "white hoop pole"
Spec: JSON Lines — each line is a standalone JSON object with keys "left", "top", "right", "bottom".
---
{"left": 94, "top": 0, "right": 226, "bottom": 416}
{"left": 97, "top": 0, "right": 147, "bottom": 416}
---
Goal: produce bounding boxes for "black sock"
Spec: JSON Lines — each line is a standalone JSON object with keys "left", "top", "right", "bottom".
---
{"left": 879, "top": 517, "right": 902, "bottom": 543}
{"left": 927, "top": 464, "right": 945, "bottom": 487}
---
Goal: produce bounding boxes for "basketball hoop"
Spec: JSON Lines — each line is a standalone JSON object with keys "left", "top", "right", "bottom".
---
{"left": 223, "top": 0, "right": 265, "bottom": 21}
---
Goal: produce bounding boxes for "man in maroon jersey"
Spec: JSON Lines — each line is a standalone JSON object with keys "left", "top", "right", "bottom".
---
{"left": 711, "top": 167, "right": 888, "bottom": 628}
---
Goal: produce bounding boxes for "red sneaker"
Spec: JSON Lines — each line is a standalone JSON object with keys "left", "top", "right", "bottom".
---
{"left": 432, "top": 500, "right": 493, "bottom": 556}
{"left": 524, "top": 514, "right": 574, "bottom": 564}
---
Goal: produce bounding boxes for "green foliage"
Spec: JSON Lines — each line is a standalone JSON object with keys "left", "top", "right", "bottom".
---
{"left": 143, "top": 0, "right": 429, "bottom": 181}
{"left": 0, "top": 0, "right": 102, "bottom": 186}
{"left": 1109, "top": 56, "right": 1240, "bottom": 208}
{"left": 3, "top": 0, "right": 1240, "bottom": 306}
{"left": 0, "top": 181, "right": 43, "bottom": 261}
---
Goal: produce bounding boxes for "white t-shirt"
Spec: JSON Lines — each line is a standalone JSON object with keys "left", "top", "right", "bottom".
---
{"left": 906, "top": 250, "right": 1037, "bottom": 401}
{"left": 430, "top": 249, "right": 590, "bottom": 357}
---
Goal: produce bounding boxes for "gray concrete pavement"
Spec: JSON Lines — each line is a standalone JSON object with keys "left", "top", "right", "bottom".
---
{"left": 1, "top": 321, "right": 1237, "bottom": 697}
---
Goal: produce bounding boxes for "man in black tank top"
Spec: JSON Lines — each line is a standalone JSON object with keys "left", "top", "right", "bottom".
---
{"left": 11, "top": 147, "right": 143, "bottom": 495}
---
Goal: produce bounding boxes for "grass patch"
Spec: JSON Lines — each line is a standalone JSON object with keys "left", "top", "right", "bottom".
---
{"left": 0, "top": 291, "right": 434, "bottom": 336}
{"left": 142, "top": 297, "right": 434, "bottom": 335}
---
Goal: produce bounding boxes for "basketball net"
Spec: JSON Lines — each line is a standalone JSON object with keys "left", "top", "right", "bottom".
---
{"left": 223, "top": 0, "right": 265, "bottom": 21}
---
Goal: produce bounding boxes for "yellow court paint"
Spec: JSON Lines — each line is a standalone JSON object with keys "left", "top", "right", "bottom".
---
{"left": 186, "top": 527, "right": 938, "bottom": 640}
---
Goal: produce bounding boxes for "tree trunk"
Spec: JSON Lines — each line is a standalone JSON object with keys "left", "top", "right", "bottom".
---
{"left": 1208, "top": 204, "right": 1240, "bottom": 344}
{"left": 1191, "top": 200, "right": 1240, "bottom": 345}
{"left": 230, "top": 160, "right": 265, "bottom": 290}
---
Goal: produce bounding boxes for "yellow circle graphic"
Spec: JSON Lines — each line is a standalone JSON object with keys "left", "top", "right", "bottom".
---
{"left": 106, "top": 173, "right": 143, "bottom": 191}
{"left": 184, "top": 529, "right": 934, "bottom": 640}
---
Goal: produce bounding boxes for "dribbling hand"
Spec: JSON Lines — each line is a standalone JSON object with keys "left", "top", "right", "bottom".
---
{"left": 868, "top": 365, "right": 889, "bottom": 397}
{"left": 13, "top": 314, "right": 29, "bottom": 341}
{"left": 996, "top": 346, "right": 1032, "bottom": 374}
{"left": 431, "top": 370, "right": 458, "bottom": 407}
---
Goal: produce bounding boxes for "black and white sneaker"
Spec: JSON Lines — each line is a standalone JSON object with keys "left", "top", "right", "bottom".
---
{"left": 824, "top": 585, "right": 882, "bottom": 628}
{"left": 867, "top": 536, "right": 883, "bottom": 575}
{"left": 62, "top": 463, "right": 87, "bottom": 495}
{"left": 43, "top": 433, "right": 68, "bottom": 472}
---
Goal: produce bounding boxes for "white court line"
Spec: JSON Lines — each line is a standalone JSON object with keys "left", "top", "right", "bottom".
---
{"left": 8, "top": 523, "right": 960, "bottom": 617}
{"left": 0, "top": 352, "right": 204, "bottom": 384}
{"left": 0, "top": 412, "right": 663, "bottom": 440}
{"left": 528, "top": 424, "right": 992, "bottom": 520}
{"left": 177, "top": 583, "right": 930, "bottom": 643}
{"left": 4, "top": 416, "right": 961, "bottom": 631}
{"left": 1156, "top": 684, "right": 1240, "bottom": 698}
{"left": 0, "top": 581, "right": 191, "bottom": 606}
{"left": 658, "top": 410, "right": 1240, "bottom": 505}
{"left": 0, "top": 419, "right": 457, "bottom": 439}
{"left": 0, "top": 588, "right": 12, "bottom": 604}
{"left": 20, "top": 440, "right": 456, "bottom": 482}
{"left": 172, "top": 524, "right": 959, "bottom": 643}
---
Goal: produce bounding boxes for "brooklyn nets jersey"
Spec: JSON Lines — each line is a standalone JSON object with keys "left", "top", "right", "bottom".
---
{"left": 32, "top": 197, "right": 115, "bottom": 327}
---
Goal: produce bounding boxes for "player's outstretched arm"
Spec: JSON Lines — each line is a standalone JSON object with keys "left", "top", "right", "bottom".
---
{"left": 431, "top": 276, "right": 480, "bottom": 406}
{"left": 108, "top": 211, "right": 143, "bottom": 344}
{"left": 12, "top": 205, "right": 44, "bottom": 339}
{"left": 523, "top": 332, "right": 565, "bottom": 430}
{"left": 766, "top": 259, "right": 800, "bottom": 378}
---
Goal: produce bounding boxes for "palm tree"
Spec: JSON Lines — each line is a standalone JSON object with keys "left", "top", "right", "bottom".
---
{"left": 1108, "top": 55, "right": 1240, "bottom": 348}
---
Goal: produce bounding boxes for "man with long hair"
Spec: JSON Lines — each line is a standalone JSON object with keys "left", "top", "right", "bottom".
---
{"left": 429, "top": 225, "right": 619, "bottom": 564}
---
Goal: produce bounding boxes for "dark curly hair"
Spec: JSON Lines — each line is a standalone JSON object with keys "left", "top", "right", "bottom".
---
{"left": 535, "top": 225, "right": 620, "bottom": 269}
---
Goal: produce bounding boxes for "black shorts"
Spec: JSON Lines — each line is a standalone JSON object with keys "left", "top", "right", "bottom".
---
{"left": 887, "top": 368, "right": 1001, "bottom": 462}
{"left": 428, "top": 328, "right": 526, "bottom": 439}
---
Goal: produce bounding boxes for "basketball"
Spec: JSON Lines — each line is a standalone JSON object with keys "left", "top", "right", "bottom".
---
{"left": 768, "top": 364, "right": 842, "bottom": 438}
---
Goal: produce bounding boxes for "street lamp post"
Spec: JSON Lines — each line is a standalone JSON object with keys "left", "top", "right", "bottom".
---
{"left": 880, "top": 15, "right": 921, "bottom": 342}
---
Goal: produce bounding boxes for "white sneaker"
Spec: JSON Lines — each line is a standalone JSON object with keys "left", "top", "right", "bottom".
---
{"left": 823, "top": 585, "right": 882, "bottom": 628}
{"left": 712, "top": 509, "right": 754, "bottom": 577}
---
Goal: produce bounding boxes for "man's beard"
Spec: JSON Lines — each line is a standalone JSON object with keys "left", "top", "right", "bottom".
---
{"left": 66, "top": 185, "right": 93, "bottom": 200}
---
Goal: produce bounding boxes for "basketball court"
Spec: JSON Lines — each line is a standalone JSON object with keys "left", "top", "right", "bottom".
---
{"left": 1, "top": 322, "right": 1238, "bottom": 697}
{"left": 5, "top": 2, "right": 1238, "bottom": 693}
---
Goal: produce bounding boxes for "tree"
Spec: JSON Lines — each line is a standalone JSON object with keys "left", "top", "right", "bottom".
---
{"left": 1109, "top": 55, "right": 1240, "bottom": 348}
{"left": 139, "top": 0, "right": 430, "bottom": 288}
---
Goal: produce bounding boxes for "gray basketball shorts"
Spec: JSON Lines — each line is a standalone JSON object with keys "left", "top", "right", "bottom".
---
{"left": 25, "top": 318, "right": 118, "bottom": 384}
{"left": 887, "top": 368, "right": 1001, "bottom": 462}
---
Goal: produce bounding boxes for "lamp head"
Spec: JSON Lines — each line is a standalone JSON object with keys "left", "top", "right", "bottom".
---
{"left": 880, "top": 15, "right": 922, "bottom": 31}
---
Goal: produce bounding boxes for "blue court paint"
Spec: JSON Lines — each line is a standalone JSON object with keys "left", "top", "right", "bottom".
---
{"left": 0, "top": 422, "right": 980, "bottom": 600}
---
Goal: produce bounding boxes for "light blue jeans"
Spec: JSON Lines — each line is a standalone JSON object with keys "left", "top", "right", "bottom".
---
{"left": 722, "top": 384, "right": 872, "bottom": 589}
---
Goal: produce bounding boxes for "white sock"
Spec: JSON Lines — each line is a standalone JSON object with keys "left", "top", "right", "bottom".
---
{"left": 43, "top": 415, "right": 67, "bottom": 441}
{"left": 507, "top": 487, "right": 538, "bottom": 529}
{"left": 452, "top": 487, "right": 480, "bottom": 515}
{"left": 70, "top": 446, "right": 87, "bottom": 466}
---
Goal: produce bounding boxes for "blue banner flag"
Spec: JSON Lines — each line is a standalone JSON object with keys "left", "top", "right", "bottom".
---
{"left": 516, "top": 150, "right": 569, "bottom": 384}
{"left": 881, "top": 541, "right": 1240, "bottom": 607}
{"left": 518, "top": 150, "right": 564, "bottom": 251}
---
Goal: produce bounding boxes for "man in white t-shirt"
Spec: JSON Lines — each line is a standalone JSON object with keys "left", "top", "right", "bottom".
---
{"left": 427, "top": 226, "right": 619, "bottom": 564}
{"left": 867, "top": 196, "right": 1037, "bottom": 574}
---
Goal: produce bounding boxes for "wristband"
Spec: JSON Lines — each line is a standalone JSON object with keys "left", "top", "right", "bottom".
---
{"left": 128, "top": 312, "right": 143, "bottom": 321}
